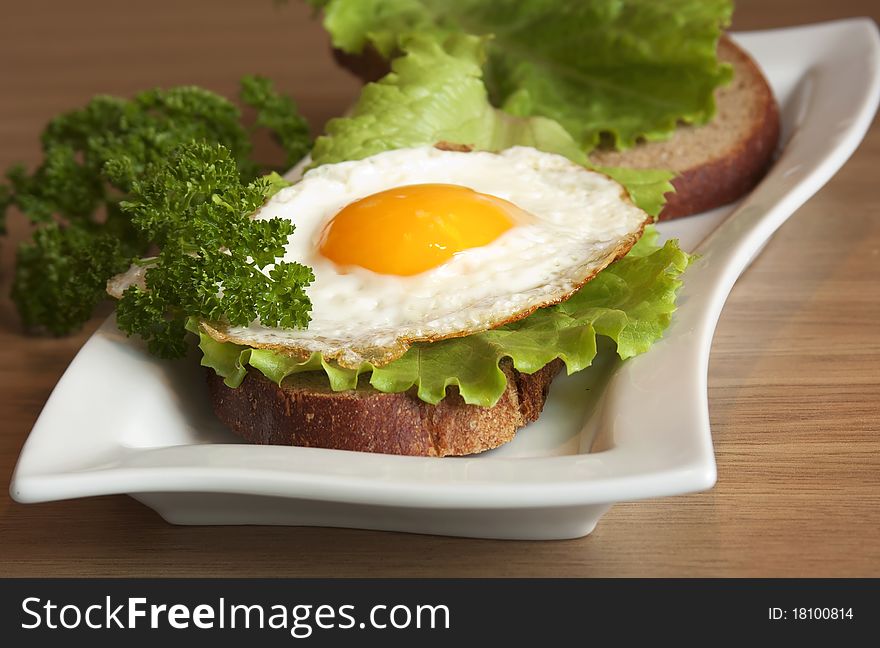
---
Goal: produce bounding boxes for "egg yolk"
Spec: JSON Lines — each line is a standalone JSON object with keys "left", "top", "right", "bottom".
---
{"left": 318, "top": 184, "right": 520, "bottom": 276}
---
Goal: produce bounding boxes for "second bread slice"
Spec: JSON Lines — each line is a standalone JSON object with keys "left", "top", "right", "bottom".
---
{"left": 589, "top": 36, "right": 780, "bottom": 219}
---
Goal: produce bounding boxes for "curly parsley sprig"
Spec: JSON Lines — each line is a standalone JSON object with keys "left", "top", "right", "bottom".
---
{"left": 114, "top": 142, "right": 313, "bottom": 359}
{"left": 12, "top": 223, "right": 133, "bottom": 335}
{"left": 240, "top": 75, "right": 312, "bottom": 170}
{"left": 1, "top": 78, "right": 311, "bottom": 335}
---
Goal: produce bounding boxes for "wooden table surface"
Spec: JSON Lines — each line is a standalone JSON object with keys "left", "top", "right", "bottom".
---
{"left": 1, "top": 0, "right": 878, "bottom": 578}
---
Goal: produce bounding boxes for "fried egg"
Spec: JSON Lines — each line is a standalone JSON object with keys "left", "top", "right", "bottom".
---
{"left": 203, "top": 146, "right": 650, "bottom": 368}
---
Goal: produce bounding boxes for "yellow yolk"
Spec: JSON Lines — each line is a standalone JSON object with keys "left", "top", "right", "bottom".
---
{"left": 318, "top": 184, "right": 520, "bottom": 276}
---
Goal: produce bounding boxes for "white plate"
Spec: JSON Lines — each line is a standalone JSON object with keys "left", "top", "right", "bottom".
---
{"left": 10, "top": 20, "right": 880, "bottom": 539}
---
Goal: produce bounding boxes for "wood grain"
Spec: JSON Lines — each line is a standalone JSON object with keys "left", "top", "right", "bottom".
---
{"left": 0, "top": 0, "right": 878, "bottom": 577}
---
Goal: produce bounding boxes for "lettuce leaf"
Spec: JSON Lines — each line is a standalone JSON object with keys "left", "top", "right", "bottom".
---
{"left": 311, "top": 34, "right": 587, "bottom": 167}
{"left": 197, "top": 230, "right": 690, "bottom": 407}
{"left": 315, "top": 0, "right": 733, "bottom": 150}
{"left": 596, "top": 166, "right": 675, "bottom": 222}
{"left": 311, "top": 33, "right": 674, "bottom": 217}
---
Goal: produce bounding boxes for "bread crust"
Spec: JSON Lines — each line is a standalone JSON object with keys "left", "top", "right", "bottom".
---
{"left": 332, "top": 45, "right": 389, "bottom": 84}
{"left": 206, "top": 359, "right": 563, "bottom": 457}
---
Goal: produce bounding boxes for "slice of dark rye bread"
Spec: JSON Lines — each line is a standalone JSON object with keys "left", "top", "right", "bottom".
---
{"left": 333, "top": 35, "right": 780, "bottom": 220}
{"left": 207, "top": 359, "right": 563, "bottom": 457}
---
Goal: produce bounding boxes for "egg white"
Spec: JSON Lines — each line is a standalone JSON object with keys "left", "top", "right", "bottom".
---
{"left": 202, "top": 146, "right": 650, "bottom": 368}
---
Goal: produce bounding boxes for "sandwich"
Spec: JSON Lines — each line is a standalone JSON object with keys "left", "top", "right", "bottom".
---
{"left": 331, "top": 30, "right": 780, "bottom": 221}
{"left": 102, "top": 0, "right": 778, "bottom": 456}
{"left": 202, "top": 144, "right": 660, "bottom": 456}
